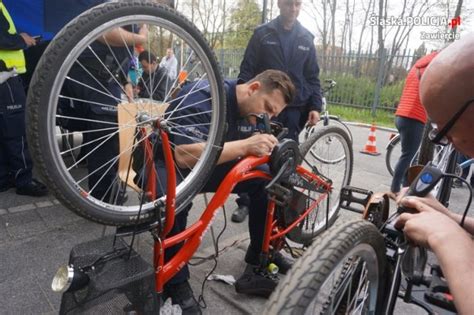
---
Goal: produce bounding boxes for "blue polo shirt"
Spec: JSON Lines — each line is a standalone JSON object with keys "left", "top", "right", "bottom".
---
{"left": 167, "top": 80, "right": 251, "bottom": 147}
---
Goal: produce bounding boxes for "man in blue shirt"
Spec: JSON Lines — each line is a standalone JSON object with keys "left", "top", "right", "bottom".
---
{"left": 157, "top": 70, "right": 296, "bottom": 314}
{"left": 233, "top": 0, "right": 322, "bottom": 223}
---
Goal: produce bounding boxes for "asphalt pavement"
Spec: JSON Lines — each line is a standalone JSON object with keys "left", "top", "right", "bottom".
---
{"left": 0, "top": 124, "right": 471, "bottom": 314}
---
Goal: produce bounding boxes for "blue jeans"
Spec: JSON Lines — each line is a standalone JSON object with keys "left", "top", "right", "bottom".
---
{"left": 458, "top": 154, "right": 474, "bottom": 185}
{"left": 390, "top": 116, "right": 425, "bottom": 193}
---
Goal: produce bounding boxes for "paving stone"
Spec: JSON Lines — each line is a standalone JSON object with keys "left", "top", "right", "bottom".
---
{"left": 3, "top": 211, "right": 48, "bottom": 239}
{"left": 35, "top": 200, "right": 54, "bottom": 208}
{"left": 36, "top": 205, "right": 83, "bottom": 229}
{"left": 8, "top": 203, "right": 36, "bottom": 213}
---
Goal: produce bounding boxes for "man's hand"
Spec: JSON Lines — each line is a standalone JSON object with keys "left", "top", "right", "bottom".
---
{"left": 395, "top": 196, "right": 460, "bottom": 248}
{"left": 307, "top": 110, "right": 320, "bottom": 126}
{"left": 20, "top": 33, "right": 36, "bottom": 47}
{"left": 243, "top": 134, "right": 278, "bottom": 157}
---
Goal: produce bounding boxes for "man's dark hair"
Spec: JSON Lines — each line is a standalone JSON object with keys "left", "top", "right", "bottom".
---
{"left": 249, "top": 69, "right": 296, "bottom": 105}
{"left": 138, "top": 51, "right": 158, "bottom": 63}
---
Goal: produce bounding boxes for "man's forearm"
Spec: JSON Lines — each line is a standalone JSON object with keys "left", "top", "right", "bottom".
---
{"left": 447, "top": 212, "right": 474, "bottom": 235}
{"left": 174, "top": 139, "right": 246, "bottom": 169}
{"left": 429, "top": 229, "right": 474, "bottom": 314}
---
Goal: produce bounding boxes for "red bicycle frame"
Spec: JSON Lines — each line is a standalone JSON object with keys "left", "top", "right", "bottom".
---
{"left": 149, "top": 128, "right": 332, "bottom": 293}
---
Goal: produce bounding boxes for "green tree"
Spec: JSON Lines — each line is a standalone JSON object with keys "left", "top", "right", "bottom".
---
{"left": 226, "top": 0, "right": 261, "bottom": 49}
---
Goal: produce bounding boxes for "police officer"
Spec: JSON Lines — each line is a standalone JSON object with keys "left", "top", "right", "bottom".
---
{"left": 156, "top": 70, "right": 296, "bottom": 313}
{"left": 0, "top": 1, "right": 48, "bottom": 196}
{"left": 60, "top": 21, "right": 147, "bottom": 202}
{"left": 233, "top": 0, "right": 322, "bottom": 222}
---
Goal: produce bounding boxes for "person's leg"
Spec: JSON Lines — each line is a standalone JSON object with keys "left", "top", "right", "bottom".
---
{"left": 1, "top": 77, "right": 47, "bottom": 196}
{"left": 84, "top": 116, "right": 119, "bottom": 201}
{"left": 152, "top": 160, "right": 199, "bottom": 313}
{"left": 0, "top": 116, "right": 11, "bottom": 191}
{"left": 80, "top": 78, "right": 121, "bottom": 202}
{"left": 231, "top": 193, "right": 250, "bottom": 223}
{"left": 459, "top": 154, "right": 469, "bottom": 180}
{"left": 390, "top": 116, "right": 424, "bottom": 193}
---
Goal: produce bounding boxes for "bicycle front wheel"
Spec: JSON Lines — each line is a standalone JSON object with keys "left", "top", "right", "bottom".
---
{"left": 289, "top": 125, "right": 353, "bottom": 244}
{"left": 26, "top": 1, "right": 225, "bottom": 226}
{"left": 264, "top": 220, "right": 387, "bottom": 315}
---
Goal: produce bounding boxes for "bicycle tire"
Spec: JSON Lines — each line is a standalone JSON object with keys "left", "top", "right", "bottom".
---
{"left": 437, "top": 149, "right": 459, "bottom": 207}
{"left": 26, "top": 1, "right": 225, "bottom": 226}
{"left": 288, "top": 125, "right": 353, "bottom": 244}
{"left": 264, "top": 219, "right": 387, "bottom": 315}
{"left": 327, "top": 116, "right": 353, "bottom": 144}
{"left": 385, "top": 134, "right": 400, "bottom": 176}
{"left": 302, "top": 117, "right": 353, "bottom": 151}
{"left": 417, "top": 123, "right": 435, "bottom": 166}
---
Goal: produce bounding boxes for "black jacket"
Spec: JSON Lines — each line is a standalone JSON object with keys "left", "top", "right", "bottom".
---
{"left": 239, "top": 17, "right": 322, "bottom": 111}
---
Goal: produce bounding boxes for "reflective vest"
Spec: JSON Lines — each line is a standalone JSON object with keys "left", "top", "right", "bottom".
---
{"left": 0, "top": 3, "right": 26, "bottom": 74}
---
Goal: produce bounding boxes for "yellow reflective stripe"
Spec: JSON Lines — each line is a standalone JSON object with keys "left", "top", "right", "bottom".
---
{"left": 1, "top": 50, "right": 26, "bottom": 73}
{"left": 0, "top": 3, "right": 17, "bottom": 34}
{"left": 0, "top": 3, "right": 26, "bottom": 73}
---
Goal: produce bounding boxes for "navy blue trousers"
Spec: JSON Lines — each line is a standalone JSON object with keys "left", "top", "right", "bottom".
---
{"left": 0, "top": 77, "right": 33, "bottom": 188}
{"left": 391, "top": 116, "right": 425, "bottom": 193}
{"left": 61, "top": 66, "right": 120, "bottom": 201}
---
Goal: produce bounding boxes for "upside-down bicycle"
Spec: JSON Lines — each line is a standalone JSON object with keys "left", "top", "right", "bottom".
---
{"left": 26, "top": 1, "right": 352, "bottom": 313}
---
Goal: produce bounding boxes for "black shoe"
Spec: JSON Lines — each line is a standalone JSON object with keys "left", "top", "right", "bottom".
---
{"left": 231, "top": 205, "right": 249, "bottom": 223}
{"left": 0, "top": 181, "right": 14, "bottom": 192}
{"left": 163, "top": 281, "right": 201, "bottom": 315}
{"left": 244, "top": 247, "right": 294, "bottom": 275}
{"left": 16, "top": 179, "right": 48, "bottom": 197}
{"left": 272, "top": 251, "right": 294, "bottom": 275}
{"left": 235, "top": 265, "right": 278, "bottom": 298}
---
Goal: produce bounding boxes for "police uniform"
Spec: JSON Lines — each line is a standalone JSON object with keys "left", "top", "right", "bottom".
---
{"left": 0, "top": 2, "right": 34, "bottom": 191}
{"left": 59, "top": 18, "right": 136, "bottom": 202}
{"left": 239, "top": 16, "right": 322, "bottom": 142}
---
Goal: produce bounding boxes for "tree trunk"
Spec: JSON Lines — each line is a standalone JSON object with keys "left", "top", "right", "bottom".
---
{"left": 449, "top": 0, "right": 463, "bottom": 41}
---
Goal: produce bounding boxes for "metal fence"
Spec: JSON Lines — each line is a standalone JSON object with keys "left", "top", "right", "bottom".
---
{"left": 214, "top": 48, "right": 422, "bottom": 113}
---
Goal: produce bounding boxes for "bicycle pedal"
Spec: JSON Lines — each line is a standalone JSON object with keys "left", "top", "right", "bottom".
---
{"left": 339, "top": 186, "right": 373, "bottom": 214}
{"left": 425, "top": 292, "right": 456, "bottom": 312}
{"left": 267, "top": 183, "right": 292, "bottom": 207}
{"left": 424, "top": 264, "right": 457, "bottom": 312}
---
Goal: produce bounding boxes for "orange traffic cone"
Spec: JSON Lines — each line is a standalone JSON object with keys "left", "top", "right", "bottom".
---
{"left": 361, "top": 123, "right": 381, "bottom": 156}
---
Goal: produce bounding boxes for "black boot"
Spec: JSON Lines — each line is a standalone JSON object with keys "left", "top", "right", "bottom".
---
{"left": 16, "top": 178, "right": 48, "bottom": 197}
{"left": 163, "top": 281, "right": 201, "bottom": 315}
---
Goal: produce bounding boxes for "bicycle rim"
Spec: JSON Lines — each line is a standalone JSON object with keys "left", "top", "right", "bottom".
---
{"left": 296, "top": 126, "right": 353, "bottom": 241}
{"left": 26, "top": 2, "right": 225, "bottom": 225}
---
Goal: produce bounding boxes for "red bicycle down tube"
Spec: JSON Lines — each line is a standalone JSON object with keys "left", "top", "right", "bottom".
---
{"left": 155, "top": 155, "right": 270, "bottom": 288}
